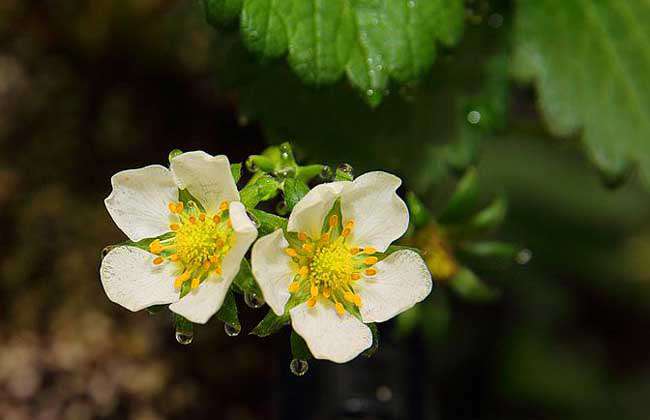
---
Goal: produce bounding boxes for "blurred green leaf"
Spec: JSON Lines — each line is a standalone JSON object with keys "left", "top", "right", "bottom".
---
{"left": 251, "top": 310, "right": 290, "bottom": 337}
{"left": 513, "top": 0, "right": 650, "bottom": 184}
{"left": 209, "top": 0, "right": 464, "bottom": 105}
{"left": 459, "top": 241, "right": 519, "bottom": 262}
{"left": 362, "top": 323, "right": 380, "bottom": 358}
{"left": 146, "top": 304, "right": 167, "bottom": 315}
{"left": 296, "top": 164, "right": 324, "bottom": 183}
{"left": 203, "top": 0, "right": 243, "bottom": 25}
{"left": 438, "top": 168, "right": 479, "bottom": 224}
{"left": 216, "top": 290, "right": 240, "bottom": 331}
{"left": 290, "top": 330, "right": 312, "bottom": 360}
{"left": 406, "top": 192, "right": 432, "bottom": 229}
{"left": 283, "top": 177, "right": 309, "bottom": 211}
{"left": 466, "top": 196, "right": 507, "bottom": 234}
{"left": 249, "top": 209, "right": 288, "bottom": 236}
{"left": 240, "top": 173, "right": 280, "bottom": 208}
{"left": 449, "top": 268, "right": 500, "bottom": 302}
{"left": 231, "top": 163, "right": 242, "bottom": 183}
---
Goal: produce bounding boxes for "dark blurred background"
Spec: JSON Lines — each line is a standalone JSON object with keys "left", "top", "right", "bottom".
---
{"left": 2, "top": 1, "right": 650, "bottom": 419}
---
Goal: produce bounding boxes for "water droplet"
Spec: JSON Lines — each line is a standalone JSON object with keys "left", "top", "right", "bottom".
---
{"left": 376, "top": 385, "right": 393, "bottom": 402}
{"left": 175, "top": 329, "right": 193, "bottom": 345}
{"left": 224, "top": 323, "right": 241, "bottom": 337}
{"left": 290, "top": 359, "right": 309, "bottom": 376}
{"left": 516, "top": 249, "right": 532, "bottom": 265}
{"left": 366, "top": 89, "right": 375, "bottom": 97}
{"left": 320, "top": 165, "right": 333, "bottom": 180}
{"left": 245, "top": 157, "right": 259, "bottom": 173}
{"left": 279, "top": 143, "right": 292, "bottom": 154}
{"left": 276, "top": 201, "right": 289, "bottom": 216}
{"left": 408, "top": 0, "right": 416, "bottom": 8}
{"left": 467, "top": 110, "right": 481, "bottom": 125}
{"left": 488, "top": 13, "right": 504, "bottom": 28}
{"left": 337, "top": 163, "right": 354, "bottom": 175}
{"left": 274, "top": 167, "right": 296, "bottom": 179}
{"left": 244, "top": 292, "right": 265, "bottom": 309}
{"left": 376, "top": 64, "right": 383, "bottom": 71}
{"left": 101, "top": 245, "right": 116, "bottom": 258}
{"left": 280, "top": 152, "right": 290, "bottom": 160}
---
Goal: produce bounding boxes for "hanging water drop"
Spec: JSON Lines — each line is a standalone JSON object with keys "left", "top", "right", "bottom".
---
{"left": 175, "top": 328, "right": 194, "bottom": 345}
{"left": 290, "top": 359, "right": 309, "bottom": 376}
{"left": 224, "top": 323, "right": 241, "bottom": 337}
{"left": 244, "top": 292, "right": 265, "bottom": 309}
{"left": 516, "top": 249, "right": 532, "bottom": 265}
{"left": 337, "top": 163, "right": 354, "bottom": 176}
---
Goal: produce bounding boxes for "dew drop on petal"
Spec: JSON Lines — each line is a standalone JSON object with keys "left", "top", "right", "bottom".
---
{"left": 290, "top": 359, "right": 309, "bottom": 376}
{"left": 516, "top": 249, "right": 532, "bottom": 265}
{"left": 175, "top": 329, "right": 194, "bottom": 345}
{"left": 224, "top": 323, "right": 241, "bottom": 337}
{"left": 244, "top": 292, "right": 265, "bottom": 309}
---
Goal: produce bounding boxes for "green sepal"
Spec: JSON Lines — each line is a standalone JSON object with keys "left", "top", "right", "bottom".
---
{"left": 283, "top": 177, "right": 309, "bottom": 211}
{"left": 406, "top": 192, "right": 432, "bottom": 229}
{"left": 250, "top": 310, "right": 290, "bottom": 337}
{"left": 115, "top": 231, "right": 175, "bottom": 252}
{"left": 248, "top": 209, "right": 287, "bottom": 236}
{"left": 146, "top": 304, "right": 167, "bottom": 315}
{"left": 449, "top": 268, "right": 500, "bottom": 302}
{"left": 216, "top": 290, "right": 240, "bottom": 332}
{"left": 438, "top": 168, "right": 479, "bottom": 224}
{"left": 362, "top": 323, "right": 380, "bottom": 358}
{"left": 168, "top": 148, "right": 183, "bottom": 163}
{"left": 290, "top": 331, "right": 312, "bottom": 361}
{"left": 231, "top": 163, "right": 242, "bottom": 184}
{"left": 232, "top": 258, "right": 261, "bottom": 296}
{"left": 334, "top": 167, "right": 354, "bottom": 181}
{"left": 203, "top": 0, "right": 243, "bottom": 26}
{"left": 296, "top": 164, "right": 324, "bottom": 183}
{"left": 240, "top": 173, "right": 280, "bottom": 209}
{"left": 174, "top": 313, "right": 193, "bottom": 335}
{"left": 178, "top": 188, "right": 205, "bottom": 212}
{"left": 246, "top": 155, "right": 275, "bottom": 173}
{"left": 466, "top": 196, "right": 507, "bottom": 234}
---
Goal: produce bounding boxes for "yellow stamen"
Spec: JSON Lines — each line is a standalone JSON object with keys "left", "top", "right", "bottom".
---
{"left": 335, "top": 302, "right": 345, "bottom": 315}
{"left": 351, "top": 272, "right": 361, "bottom": 281}
{"left": 213, "top": 214, "right": 221, "bottom": 224}
{"left": 210, "top": 255, "right": 218, "bottom": 264}
{"left": 285, "top": 248, "right": 298, "bottom": 257}
{"left": 170, "top": 223, "right": 180, "bottom": 231}
{"left": 174, "top": 271, "right": 190, "bottom": 288}
{"left": 344, "top": 292, "right": 355, "bottom": 302}
{"left": 298, "top": 232, "right": 309, "bottom": 241}
{"left": 364, "top": 256, "right": 378, "bottom": 265}
{"left": 203, "top": 260, "right": 211, "bottom": 270}
{"left": 307, "top": 297, "right": 317, "bottom": 308}
{"left": 364, "top": 246, "right": 376, "bottom": 255}
{"left": 310, "top": 285, "right": 319, "bottom": 297}
{"left": 199, "top": 213, "right": 206, "bottom": 222}
{"left": 176, "top": 202, "right": 184, "bottom": 213}
{"left": 170, "top": 254, "right": 179, "bottom": 262}
{"left": 219, "top": 201, "right": 229, "bottom": 211}
{"left": 353, "top": 294, "right": 362, "bottom": 307}
{"left": 320, "top": 233, "right": 330, "bottom": 242}
{"left": 168, "top": 202, "right": 178, "bottom": 213}
{"left": 342, "top": 228, "right": 351, "bottom": 237}
{"left": 350, "top": 247, "right": 360, "bottom": 255}
{"left": 302, "top": 243, "right": 314, "bottom": 253}
{"left": 189, "top": 216, "right": 196, "bottom": 224}
{"left": 329, "top": 214, "right": 338, "bottom": 227}
{"left": 214, "top": 265, "right": 223, "bottom": 275}
{"left": 288, "top": 281, "right": 300, "bottom": 293}
{"left": 298, "top": 266, "right": 309, "bottom": 278}
{"left": 365, "top": 268, "right": 377, "bottom": 276}
{"left": 322, "top": 287, "right": 331, "bottom": 298}
{"left": 345, "top": 220, "right": 355, "bottom": 229}
{"left": 149, "top": 239, "right": 163, "bottom": 254}
{"left": 153, "top": 257, "right": 164, "bottom": 265}
{"left": 191, "top": 278, "right": 200, "bottom": 289}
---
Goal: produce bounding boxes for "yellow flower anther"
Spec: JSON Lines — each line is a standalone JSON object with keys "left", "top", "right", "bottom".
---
{"left": 219, "top": 201, "right": 229, "bottom": 211}
{"left": 310, "top": 285, "right": 319, "bottom": 297}
{"left": 210, "top": 255, "right": 218, "bottom": 264}
{"left": 174, "top": 277, "right": 184, "bottom": 289}
{"left": 298, "top": 266, "right": 309, "bottom": 278}
{"left": 344, "top": 292, "right": 355, "bottom": 302}
{"left": 199, "top": 213, "right": 206, "bottom": 222}
{"left": 364, "top": 246, "right": 376, "bottom": 255}
{"left": 345, "top": 220, "right": 355, "bottom": 229}
{"left": 214, "top": 265, "right": 223, "bottom": 275}
{"left": 191, "top": 278, "right": 200, "bottom": 289}
{"left": 320, "top": 233, "right": 330, "bottom": 242}
{"left": 168, "top": 202, "right": 178, "bottom": 213}
{"left": 329, "top": 214, "right": 339, "bottom": 227}
{"left": 298, "top": 232, "right": 309, "bottom": 241}
{"left": 302, "top": 243, "right": 314, "bottom": 253}
{"left": 288, "top": 281, "right": 300, "bottom": 293}
{"left": 176, "top": 202, "right": 184, "bottom": 213}
{"left": 203, "top": 260, "right": 211, "bottom": 270}
{"left": 351, "top": 272, "right": 361, "bottom": 281}
{"left": 149, "top": 239, "right": 163, "bottom": 254}
{"left": 353, "top": 294, "right": 362, "bottom": 307}
{"left": 153, "top": 257, "right": 164, "bottom": 265}
{"left": 322, "top": 287, "right": 331, "bottom": 298}
{"left": 307, "top": 297, "right": 317, "bottom": 308}
{"left": 213, "top": 215, "right": 221, "bottom": 224}
{"left": 189, "top": 216, "right": 196, "bottom": 224}
{"left": 350, "top": 247, "right": 360, "bottom": 255}
{"left": 170, "top": 223, "right": 180, "bottom": 231}
{"left": 342, "top": 228, "right": 351, "bottom": 237}
{"left": 170, "top": 254, "right": 179, "bottom": 262}
{"left": 364, "top": 256, "right": 378, "bottom": 265}
{"left": 365, "top": 268, "right": 377, "bottom": 276}
{"left": 335, "top": 302, "right": 345, "bottom": 316}
{"left": 285, "top": 248, "right": 298, "bottom": 257}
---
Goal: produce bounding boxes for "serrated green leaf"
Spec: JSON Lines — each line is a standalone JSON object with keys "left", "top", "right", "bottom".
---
{"left": 283, "top": 177, "right": 309, "bottom": 211}
{"left": 231, "top": 163, "right": 242, "bottom": 183}
{"left": 248, "top": 209, "right": 287, "bottom": 236}
{"left": 216, "top": 290, "right": 240, "bottom": 330}
{"left": 214, "top": 0, "right": 464, "bottom": 105}
{"left": 251, "top": 310, "right": 290, "bottom": 337}
{"left": 239, "top": 173, "right": 280, "bottom": 208}
{"left": 204, "top": 0, "right": 243, "bottom": 25}
{"left": 513, "top": 0, "right": 650, "bottom": 183}
{"left": 290, "top": 330, "right": 312, "bottom": 360}
{"left": 233, "top": 258, "right": 261, "bottom": 296}
{"left": 449, "top": 268, "right": 500, "bottom": 302}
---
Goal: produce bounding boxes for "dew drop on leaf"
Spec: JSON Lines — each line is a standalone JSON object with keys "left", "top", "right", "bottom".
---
{"left": 290, "top": 359, "right": 309, "bottom": 376}
{"left": 320, "top": 165, "right": 333, "bottom": 180}
{"left": 245, "top": 157, "right": 259, "bottom": 173}
{"left": 337, "top": 163, "right": 354, "bottom": 175}
{"left": 175, "top": 329, "right": 194, "bottom": 345}
{"left": 224, "top": 323, "right": 241, "bottom": 337}
{"left": 244, "top": 292, "right": 265, "bottom": 309}
{"left": 516, "top": 249, "right": 532, "bottom": 265}
{"left": 366, "top": 89, "right": 374, "bottom": 97}
{"left": 467, "top": 110, "right": 481, "bottom": 124}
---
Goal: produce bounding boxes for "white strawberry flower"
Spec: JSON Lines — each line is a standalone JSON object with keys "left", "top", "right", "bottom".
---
{"left": 100, "top": 151, "right": 257, "bottom": 324}
{"left": 251, "top": 171, "right": 432, "bottom": 363}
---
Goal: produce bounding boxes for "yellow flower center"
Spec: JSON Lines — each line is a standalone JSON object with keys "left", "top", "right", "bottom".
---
{"left": 285, "top": 214, "right": 379, "bottom": 316}
{"left": 149, "top": 200, "right": 235, "bottom": 291}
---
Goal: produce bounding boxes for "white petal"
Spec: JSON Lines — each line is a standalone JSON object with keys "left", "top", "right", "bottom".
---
{"left": 169, "top": 201, "right": 257, "bottom": 324}
{"left": 290, "top": 301, "right": 372, "bottom": 364}
{"left": 251, "top": 229, "right": 293, "bottom": 316}
{"left": 356, "top": 250, "right": 432, "bottom": 323}
{"left": 170, "top": 151, "right": 239, "bottom": 214}
{"left": 105, "top": 165, "right": 178, "bottom": 242}
{"left": 100, "top": 246, "right": 179, "bottom": 312}
{"left": 287, "top": 181, "right": 349, "bottom": 238}
{"left": 340, "top": 171, "right": 409, "bottom": 252}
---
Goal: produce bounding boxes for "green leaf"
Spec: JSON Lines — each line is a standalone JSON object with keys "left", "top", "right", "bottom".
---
{"left": 216, "top": 290, "right": 240, "bottom": 331}
{"left": 231, "top": 163, "right": 242, "bottom": 183}
{"left": 513, "top": 0, "right": 650, "bottom": 184}
{"left": 212, "top": 0, "right": 464, "bottom": 105}
{"left": 362, "top": 323, "right": 380, "bottom": 358}
{"left": 296, "top": 164, "right": 324, "bottom": 183}
{"left": 466, "top": 196, "right": 507, "bottom": 233}
{"left": 406, "top": 192, "right": 432, "bottom": 229}
{"left": 459, "top": 241, "right": 520, "bottom": 261}
{"left": 250, "top": 310, "right": 290, "bottom": 337}
{"left": 290, "top": 331, "right": 312, "bottom": 360}
{"left": 203, "top": 0, "right": 243, "bottom": 25}
{"left": 449, "top": 268, "right": 500, "bottom": 302}
{"left": 248, "top": 209, "right": 288, "bottom": 236}
{"left": 283, "top": 177, "right": 309, "bottom": 211}
{"left": 233, "top": 258, "right": 261, "bottom": 296}
{"left": 146, "top": 304, "right": 167, "bottom": 315}
{"left": 239, "top": 173, "right": 280, "bottom": 208}
{"left": 438, "top": 168, "right": 479, "bottom": 224}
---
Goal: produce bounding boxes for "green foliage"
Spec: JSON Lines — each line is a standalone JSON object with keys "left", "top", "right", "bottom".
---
{"left": 232, "top": 259, "right": 261, "bottom": 296}
{"left": 216, "top": 290, "right": 241, "bottom": 331}
{"left": 290, "top": 331, "right": 312, "bottom": 360}
{"left": 204, "top": 0, "right": 465, "bottom": 105}
{"left": 239, "top": 173, "right": 281, "bottom": 208}
{"left": 513, "top": 0, "right": 650, "bottom": 184}
{"left": 438, "top": 168, "right": 479, "bottom": 224}
{"left": 248, "top": 209, "right": 288, "bottom": 236}
{"left": 449, "top": 267, "right": 500, "bottom": 302}
{"left": 282, "top": 178, "right": 309, "bottom": 211}
{"left": 251, "top": 310, "right": 290, "bottom": 337}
